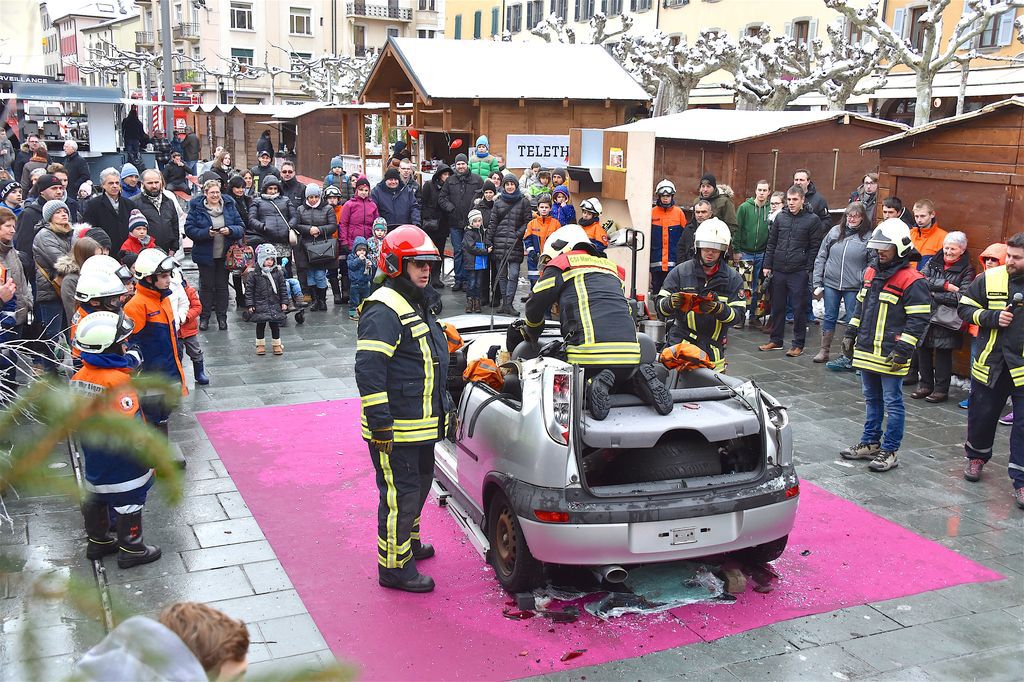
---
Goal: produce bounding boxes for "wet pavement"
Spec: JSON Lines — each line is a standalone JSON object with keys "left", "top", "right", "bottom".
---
{"left": 2, "top": 287, "right": 1022, "bottom": 680}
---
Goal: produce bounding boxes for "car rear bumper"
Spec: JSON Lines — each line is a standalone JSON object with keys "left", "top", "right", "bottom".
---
{"left": 518, "top": 496, "right": 799, "bottom": 565}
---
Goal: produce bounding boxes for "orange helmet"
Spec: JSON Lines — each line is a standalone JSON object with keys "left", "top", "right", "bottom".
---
{"left": 379, "top": 225, "right": 441, "bottom": 278}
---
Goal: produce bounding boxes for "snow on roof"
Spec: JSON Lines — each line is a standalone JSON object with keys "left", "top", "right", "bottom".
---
{"left": 608, "top": 109, "right": 905, "bottom": 144}
{"left": 384, "top": 37, "right": 650, "bottom": 101}
{"left": 862, "top": 97, "right": 1024, "bottom": 149}
{"left": 190, "top": 102, "right": 388, "bottom": 116}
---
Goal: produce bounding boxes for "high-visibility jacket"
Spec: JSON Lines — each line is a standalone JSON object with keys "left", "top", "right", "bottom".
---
{"left": 846, "top": 259, "right": 931, "bottom": 376}
{"left": 959, "top": 265, "right": 1024, "bottom": 388}
{"left": 124, "top": 284, "right": 187, "bottom": 393}
{"left": 71, "top": 360, "right": 154, "bottom": 504}
{"left": 650, "top": 203, "right": 686, "bottom": 273}
{"left": 656, "top": 257, "right": 745, "bottom": 371}
{"left": 525, "top": 250, "right": 640, "bottom": 367}
{"left": 911, "top": 221, "right": 947, "bottom": 271}
{"left": 356, "top": 283, "right": 452, "bottom": 444}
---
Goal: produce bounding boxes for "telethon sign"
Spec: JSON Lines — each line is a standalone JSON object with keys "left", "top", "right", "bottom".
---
{"left": 505, "top": 134, "right": 570, "bottom": 169}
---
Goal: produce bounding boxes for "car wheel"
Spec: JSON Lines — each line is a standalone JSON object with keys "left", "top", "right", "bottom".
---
{"left": 737, "top": 534, "right": 789, "bottom": 564}
{"left": 486, "top": 490, "right": 545, "bottom": 592}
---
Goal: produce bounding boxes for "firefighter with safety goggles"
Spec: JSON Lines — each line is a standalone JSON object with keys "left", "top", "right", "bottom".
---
{"left": 355, "top": 225, "right": 455, "bottom": 593}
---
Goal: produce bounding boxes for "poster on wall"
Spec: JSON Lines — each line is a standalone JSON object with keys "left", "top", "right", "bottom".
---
{"left": 505, "top": 134, "right": 570, "bottom": 169}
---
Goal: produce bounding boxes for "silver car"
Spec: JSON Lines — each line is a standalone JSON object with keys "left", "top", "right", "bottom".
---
{"left": 435, "top": 315, "right": 800, "bottom": 593}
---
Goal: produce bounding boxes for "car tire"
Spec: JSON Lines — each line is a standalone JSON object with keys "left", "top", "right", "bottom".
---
{"left": 737, "top": 534, "right": 789, "bottom": 564}
{"left": 603, "top": 439, "right": 723, "bottom": 485}
{"left": 486, "top": 489, "right": 545, "bottom": 592}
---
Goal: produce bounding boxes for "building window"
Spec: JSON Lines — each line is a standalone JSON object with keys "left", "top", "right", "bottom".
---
{"left": 418, "top": 29, "right": 436, "bottom": 38}
{"left": 551, "top": 0, "right": 567, "bottom": 20}
{"left": 978, "top": 9, "right": 1016, "bottom": 49}
{"left": 845, "top": 19, "right": 863, "bottom": 44}
{"left": 230, "top": 47, "right": 254, "bottom": 66}
{"left": 229, "top": 1, "right": 253, "bottom": 30}
{"left": 792, "top": 19, "right": 809, "bottom": 46}
{"left": 630, "top": 0, "right": 651, "bottom": 11}
{"left": 454, "top": 14, "right": 462, "bottom": 39}
{"left": 575, "top": 0, "right": 594, "bottom": 21}
{"left": 387, "top": 27, "right": 400, "bottom": 38}
{"left": 507, "top": 4, "right": 522, "bottom": 33}
{"left": 473, "top": 10, "right": 482, "bottom": 38}
{"left": 353, "top": 24, "right": 366, "bottom": 55}
{"left": 746, "top": 23, "right": 762, "bottom": 37}
{"left": 604, "top": 0, "right": 622, "bottom": 14}
{"left": 909, "top": 6, "right": 927, "bottom": 51}
{"left": 289, "top": 7, "right": 312, "bottom": 35}
{"left": 526, "top": 0, "right": 542, "bottom": 29}
{"left": 491, "top": 7, "right": 499, "bottom": 36}
{"left": 418, "top": 0, "right": 435, "bottom": 9}
{"left": 289, "top": 51, "right": 311, "bottom": 78}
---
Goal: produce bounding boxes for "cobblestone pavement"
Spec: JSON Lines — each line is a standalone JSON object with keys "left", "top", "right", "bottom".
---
{"left": 3, "top": 290, "right": 1022, "bottom": 680}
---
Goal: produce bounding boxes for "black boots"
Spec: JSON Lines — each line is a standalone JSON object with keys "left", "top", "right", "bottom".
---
{"left": 587, "top": 369, "right": 616, "bottom": 421}
{"left": 116, "top": 511, "right": 162, "bottom": 569}
{"left": 329, "top": 277, "right": 343, "bottom": 305}
{"left": 82, "top": 501, "right": 117, "bottom": 560}
{"left": 193, "top": 360, "right": 209, "bottom": 386}
{"left": 632, "top": 363, "right": 674, "bottom": 416}
{"left": 498, "top": 297, "right": 519, "bottom": 315}
{"left": 314, "top": 287, "right": 329, "bottom": 311}
{"left": 216, "top": 314, "right": 227, "bottom": 331}
{"left": 198, "top": 316, "right": 209, "bottom": 331}
{"left": 412, "top": 543, "right": 435, "bottom": 560}
{"left": 379, "top": 570, "right": 435, "bottom": 593}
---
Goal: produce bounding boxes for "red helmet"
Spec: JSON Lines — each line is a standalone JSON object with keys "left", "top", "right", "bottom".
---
{"left": 379, "top": 225, "right": 441, "bottom": 278}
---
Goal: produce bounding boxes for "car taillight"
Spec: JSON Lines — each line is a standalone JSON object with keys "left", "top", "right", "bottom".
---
{"left": 544, "top": 370, "right": 571, "bottom": 444}
{"left": 534, "top": 510, "right": 569, "bottom": 523}
{"left": 785, "top": 484, "right": 800, "bottom": 498}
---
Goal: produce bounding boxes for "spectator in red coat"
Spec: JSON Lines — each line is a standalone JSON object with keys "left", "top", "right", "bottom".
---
{"left": 119, "top": 209, "right": 152, "bottom": 259}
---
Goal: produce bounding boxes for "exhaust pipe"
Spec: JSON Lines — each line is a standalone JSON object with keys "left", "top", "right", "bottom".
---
{"left": 593, "top": 565, "right": 628, "bottom": 584}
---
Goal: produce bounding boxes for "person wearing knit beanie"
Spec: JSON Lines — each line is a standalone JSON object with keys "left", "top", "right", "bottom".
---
{"left": 128, "top": 208, "right": 148, "bottom": 233}
{"left": 0, "top": 180, "right": 20, "bottom": 209}
{"left": 120, "top": 209, "right": 151, "bottom": 256}
{"left": 455, "top": 153, "right": 468, "bottom": 165}
{"left": 354, "top": 175, "right": 370, "bottom": 190}
{"left": 305, "top": 183, "right": 322, "bottom": 198}
{"left": 384, "top": 167, "right": 401, "bottom": 183}
{"left": 74, "top": 225, "right": 113, "bottom": 252}
{"left": 699, "top": 173, "right": 717, "bottom": 191}
{"left": 42, "top": 199, "right": 69, "bottom": 224}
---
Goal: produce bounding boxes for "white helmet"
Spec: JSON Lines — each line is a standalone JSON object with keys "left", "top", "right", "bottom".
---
{"left": 580, "top": 197, "right": 603, "bottom": 215}
{"left": 655, "top": 179, "right": 676, "bottom": 196}
{"left": 134, "top": 248, "right": 178, "bottom": 278}
{"left": 541, "top": 224, "right": 593, "bottom": 263}
{"left": 74, "top": 269, "right": 128, "bottom": 303}
{"left": 694, "top": 217, "right": 731, "bottom": 253}
{"left": 80, "top": 254, "right": 133, "bottom": 283}
{"left": 72, "top": 310, "right": 134, "bottom": 353}
{"left": 867, "top": 218, "right": 914, "bottom": 257}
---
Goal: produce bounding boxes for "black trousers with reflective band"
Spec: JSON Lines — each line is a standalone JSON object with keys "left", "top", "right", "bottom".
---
{"left": 368, "top": 442, "right": 435, "bottom": 579}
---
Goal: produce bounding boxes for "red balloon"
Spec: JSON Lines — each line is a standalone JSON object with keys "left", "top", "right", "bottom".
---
{"left": 450, "top": 139, "right": 463, "bottom": 150}
{"left": 408, "top": 130, "right": 419, "bottom": 140}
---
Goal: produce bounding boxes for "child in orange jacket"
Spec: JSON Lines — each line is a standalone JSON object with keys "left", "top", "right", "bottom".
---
{"left": 174, "top": 271, "right": 208, "bottom": 386}
{"left": 524, "top": 195, "right": 561, "bottom": 287}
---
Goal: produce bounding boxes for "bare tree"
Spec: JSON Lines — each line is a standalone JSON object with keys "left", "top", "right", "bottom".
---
{"left": 531, "top": 11, "right": 632, "bottom": 45}
{"left": 615, "top": 30, "right": 736, "bottom": 115}
{"left": 826, "top": 0, "right": 1024, "bottom": 125}
{"left": 819, "top": 21, "right": 895, "bottom": 111}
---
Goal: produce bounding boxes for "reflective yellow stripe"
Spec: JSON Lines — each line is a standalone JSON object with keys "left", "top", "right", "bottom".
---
{"left": 566, "top": 254, "right": 618, "bottom": 273}
{"left": 984, "top": 267, "right": 1009, "bottom": 309}
{"left": 878, "top": 292, "right": 899, "bottom": 305}
{"left": 357, "top": 339, "right": 397, "bottom": 356}
{"left": 574, "top": 275, "right": 595, "bottom": 344}
{"left": 849, "top": 317, "right": 860, "bottom": 327}
{"left": 361, "top": 392, "right": 388, "bottom": 408}
{"left": 960, "top": 295, "right": 982, "bottom": 309}
{"left": 394, "top": 429, "right": 439, "bottom": 443}
{"left": 532, "top": 277, "right": 557, "bottom": 293}
{"left": 378, "top": 448, "right": 400, "bottom": 568}
{"left": 852, "top": 349, "right": 908, "bottom": 376}
{"left": 978, "top": 328, "right": 1000, "bottom": 370}
{"left": 418, "top": 337, "right": 433, "bottom": 419}
{"left": 972, "top": 309, "right": 984, "bottom": 325}
{"left": 873, "top": 302, "right": 888, "bottom": 357}
{"left": 410, "top": 323, "right": 429, "bottom": 337}
{"left": 900, "top": 333, "right": 919, "bottom": 347}
{"left": 526, "top": 318, "right": 544, "bottom": 328}
{"left": 904, "top": 305, "right": 931, "bottom": 315}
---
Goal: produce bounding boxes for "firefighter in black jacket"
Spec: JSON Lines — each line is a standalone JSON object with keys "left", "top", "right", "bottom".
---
{"left": 522, "top": 225, "right": 672, "bottom": 420}
{"left": 355, "top": 226, "right": 452, "bottom": 593}
{"left": 958, "top": 231, "right": 1024, "bottom": 509}
{"left": 839, "top": 219, "right": 932, "bottom": 473}
{"left": 656, "top": 218, "right": 745, "bottom": 371}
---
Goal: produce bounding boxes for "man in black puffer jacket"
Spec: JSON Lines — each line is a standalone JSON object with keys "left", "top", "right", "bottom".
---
{"left": 487, "top": 175, "right": 532, "bottom": 315}
{"left": 794, "top": 169, "right": 831, "bottom": 229}
{"left": 438, "top": 154, "right": 483, "bottom": 292}
{"left": 421, "top": 163, "right": 451, "bottom": 289}
{"left": 372, "top": 167, "right": 421, "bottom": 230}
{"left": 760, "top": 185, "right": 824, "bottom": 356}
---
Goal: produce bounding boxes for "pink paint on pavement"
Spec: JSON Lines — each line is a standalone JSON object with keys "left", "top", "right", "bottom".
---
{"left": 198, "top": 400, "right": 1003, "bottom": 680}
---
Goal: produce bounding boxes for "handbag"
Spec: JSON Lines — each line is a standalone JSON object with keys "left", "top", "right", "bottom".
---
{"left": 266, "top": 198, "right": 298, "bottom": 246}
{"left": 225, "top": 235, "right": 254, "bottom": 272}
{"left": 930, "top": 304, "right": 965, "bottom": 331}
{"left": 304, "top": 234, "right": 338, "bottom": 268}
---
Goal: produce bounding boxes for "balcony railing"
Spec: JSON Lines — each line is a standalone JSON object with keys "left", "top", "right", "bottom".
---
{"left": 135, "top": 31, "right": 154, "bottom": 45}
{"left": 173, "top": 23, "right": 200, "bottom": 40}
{"left": 347, "top": 3, "right": 412, "bottom": 21}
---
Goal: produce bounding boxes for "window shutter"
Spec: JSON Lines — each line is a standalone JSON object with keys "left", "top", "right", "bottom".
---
{"left": 893, "top": 7, "right": 906, "bottom": 39}
{"left": 527, "top": 1, "right": 533, "bottom": 28}
{"left": 454, "top": 14, "right": 461, "bottom": 39}
{"left": 492, "top": 7, "right": 499, "bottom": 35}
{"left": 575, "top": 0, "right": 581, "bottom": 21}
{"left": 809, "top": 18, "right": 818, "bottom": 39}
{"left": 784, "top": 21, "right": 792, "bottom": 38}
{"left": 998, "top": 9, "right": 1016, "bottom": 46}
{"left": 630, "top": 0, "right": 636, "bottom": 10}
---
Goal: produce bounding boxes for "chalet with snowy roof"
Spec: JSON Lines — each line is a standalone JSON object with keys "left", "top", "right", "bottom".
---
{"left": 360, "top": 37, "right": 650, "bottom": 170}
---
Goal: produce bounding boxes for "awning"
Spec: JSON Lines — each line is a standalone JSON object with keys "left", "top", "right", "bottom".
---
{"left": 13, "top": 82, "right": 122, "bottom": 104}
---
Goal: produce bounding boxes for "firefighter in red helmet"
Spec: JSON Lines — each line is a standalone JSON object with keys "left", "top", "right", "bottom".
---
{"left": 355, "top": 225, "right": 454, "bottom": 593}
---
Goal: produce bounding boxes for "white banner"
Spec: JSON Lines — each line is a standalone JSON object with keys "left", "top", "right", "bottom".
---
{"left": 505, "top": 134, "right": 570, "bottom": 169}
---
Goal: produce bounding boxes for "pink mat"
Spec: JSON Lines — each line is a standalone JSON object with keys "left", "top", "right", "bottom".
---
{"left": 198, "top": 400, "right": 1003, "bottom": 680}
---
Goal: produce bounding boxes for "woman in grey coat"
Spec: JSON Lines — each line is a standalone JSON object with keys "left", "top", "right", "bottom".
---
{"left": 811, "top": 201, "right": 872, "bottom": 364}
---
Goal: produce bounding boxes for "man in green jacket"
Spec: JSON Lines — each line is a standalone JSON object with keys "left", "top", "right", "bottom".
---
{"left": 734, "top": 179, "right": 772, "bottom": 328}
